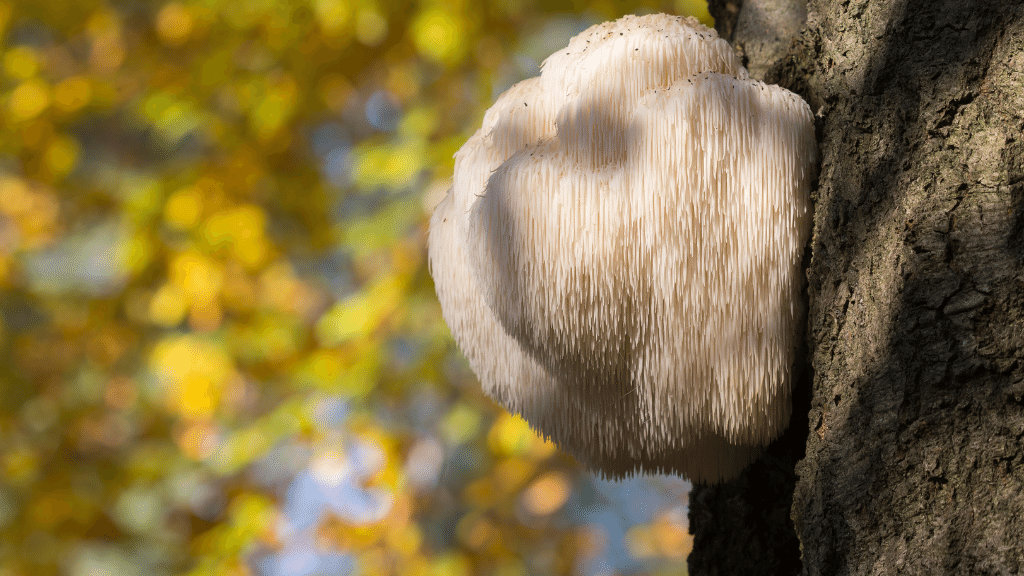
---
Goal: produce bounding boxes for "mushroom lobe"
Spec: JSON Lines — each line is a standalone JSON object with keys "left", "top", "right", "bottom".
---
{"left": 429, "top": 13, "right": 815, "bottom": 483}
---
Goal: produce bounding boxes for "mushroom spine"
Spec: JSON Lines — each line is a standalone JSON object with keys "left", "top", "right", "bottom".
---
{"left": 428, "top": 13, "right": 816, "bottom": 483}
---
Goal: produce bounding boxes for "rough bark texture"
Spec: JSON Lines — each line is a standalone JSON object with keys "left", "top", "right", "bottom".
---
{"left": 690, "top": 1, "right": 1024, "bottom": 575}
{"left": 732, "top": 0, "right": 808, "bottom": 81}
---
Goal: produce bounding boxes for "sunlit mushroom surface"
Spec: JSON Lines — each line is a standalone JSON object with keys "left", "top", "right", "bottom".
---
{"left": 429, "top": 13, "right": 816, "bottom": 483}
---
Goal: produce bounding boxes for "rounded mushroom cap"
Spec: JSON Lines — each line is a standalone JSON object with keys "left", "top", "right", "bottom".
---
{"left": 428, "top": 14, "right": 815, "bottom": 483}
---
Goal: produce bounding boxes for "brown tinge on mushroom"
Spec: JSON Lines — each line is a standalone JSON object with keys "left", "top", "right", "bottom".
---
{"left": 428, "top": 14, "right": 816, "bottom": 483}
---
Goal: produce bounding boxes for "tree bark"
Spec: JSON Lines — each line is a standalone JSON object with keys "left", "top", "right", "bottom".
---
{"left": 690, "top": 1, "right": 1024, "bottom": 574}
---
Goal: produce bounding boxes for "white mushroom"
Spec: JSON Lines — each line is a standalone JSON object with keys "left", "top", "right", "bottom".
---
{"left": 428, "top": 13, "right": 816, "bottom": 483}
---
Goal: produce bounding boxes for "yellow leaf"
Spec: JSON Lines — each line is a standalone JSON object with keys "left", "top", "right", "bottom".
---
{"left": 313, "top": 0, "right": 352, "bottom": 37}
{"left": 399, "top": 106, "right": 438, "bottom": 138}
{"left": 354, "top": 4, "right": 387, "bottom": 47}
{"left": 428, "top": 553, "right": 471, "bottom": 576}
{"left": 521, "top": 471, "right": 570, "bottom": 516}
{"left": 122, "top": 231, "right": 155, "bottom": 276}
{"left": 3, "top": 45, "right": 40, "bottom": 80}
{"left": 487, "top": 413, "right": 533, "bottom": 456}
{"left": 42, "top": 135, "right": 79, "bottom": 179}
{"left": 8, "top": 79, "right": 49, "bottom": 121}
{"left": 250, "top": 76, "right": 297, "bottom": 141}
{"left": 169, "top": 251, "right": 224, "bottom": 307}
{"left": 488, "top": 412, "right": 557, "bottom": 459}
{"left": 52, "top": 76, "right": 92, "bottom": 113}
{"left": 316, "top": 275, "right": 402, "bottom": 345}
{"left": 2, "top": 444, "right": 39, "bottom": 486}
{"left": 296, "top": 350, "right": 344, "bottom": 388}
{"left": 411, "top": 9, "right": 468, "bottom": 66}
{"left": 352, "top": 139, "right": 425, "bottom": 190}
{"left": 203, "top": 205, "right": 268, "bottom": 267}
{"left": 156, "top": 2, "right": 194, "bottom": 45}
{"left": 150, "top": 335, "right": 234, "bottom": 419}
{"left": 317, "top": 293, "right": 374, "bottom": 345}
{"left": 385, "top": 523, "right": 422, "bottom": 557}
{"left": 164, "top": 186, "right": 204, "bottom": 229}
{"left": 675, "top": 0, "right": 715, "bottom": 27}
{"left": 148, "top": 283, "right": 187, "bottom": 327}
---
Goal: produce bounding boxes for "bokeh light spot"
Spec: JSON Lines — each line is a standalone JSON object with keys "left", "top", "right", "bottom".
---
{"left": 8, "top": 80, "right": 50, "bottom": 121}
{"left": 149, "top": 284, "right": 187, "bottom": 327}
{"left": 170, "top": 250, "right": 225, "bottom": 309}
{"left": 164, "top": 186, "right": 204, "bottom": 229}
{"left": 156, "top": 2, "right": 194, "bottom": 45}
{"left": 43, "top": 135, "right": 80, "bottom": 179}
{"left": 150, "top": 335, "right": 234, "bottom": 419}
{"left": 355, "top": 8, "right": 388, "bottom": 46}
{"left": 52, "top": 76, "right": 92, "bottom": 113}
{"left": 314, "top": 0, "right": 353, "bottom": 37}
{"left": 412, "top": 9, "right": 467, "bottom": 65}
{"left": 521, "top": 472, "right": 570, "bottom": 516}
{"left": 3, "top": 46, "right": 40, "bottom": 80}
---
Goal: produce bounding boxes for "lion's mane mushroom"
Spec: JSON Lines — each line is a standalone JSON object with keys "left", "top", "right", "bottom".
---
{"left": 428, "top": 13, "right": 815, "bottom": 483}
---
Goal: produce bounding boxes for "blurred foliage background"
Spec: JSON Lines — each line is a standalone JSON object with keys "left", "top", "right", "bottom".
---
{"left": 0, "top": 0, "right": 713, "bottom": 574}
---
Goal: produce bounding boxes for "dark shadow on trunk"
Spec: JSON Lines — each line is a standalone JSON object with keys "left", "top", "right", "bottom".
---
{"left": 688, "top": 329, "right": 811, "bottom": 576}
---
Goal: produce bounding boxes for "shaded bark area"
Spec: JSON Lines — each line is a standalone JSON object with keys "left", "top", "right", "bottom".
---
{"left": 795, "top": 0, "right": 1024, "bottom": 573}
{"left": 687, "top": 349, "right": 810, "bottom": 576}
{"left": 691, "top": 0, "right": 1024, "bottom": 574}
{"left": 707, "top": 0, "right": 743, "bottom": 41}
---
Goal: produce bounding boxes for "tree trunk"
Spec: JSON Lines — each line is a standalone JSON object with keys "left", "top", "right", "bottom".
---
{"left": 690, "top": 1, "right": 1024, "bottom": 574}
